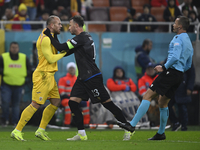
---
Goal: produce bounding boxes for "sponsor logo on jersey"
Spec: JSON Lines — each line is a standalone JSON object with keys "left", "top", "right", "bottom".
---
{"left": 71, "top": 39, "right": 77, "bottom": 44}
{"left": 174, "top": 43, "right": 179, "bottom": 46}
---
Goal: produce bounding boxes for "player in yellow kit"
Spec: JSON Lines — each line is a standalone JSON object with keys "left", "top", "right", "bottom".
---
{"left": 11, "top": 16, "right": 67, "bottom": 141}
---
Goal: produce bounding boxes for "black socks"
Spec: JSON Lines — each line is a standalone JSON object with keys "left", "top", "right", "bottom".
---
{"left": 102, "top": 101, "right": 127, "bottom": 123}
{"left": 68, "top": 100, "right": 84, "bottom": 130}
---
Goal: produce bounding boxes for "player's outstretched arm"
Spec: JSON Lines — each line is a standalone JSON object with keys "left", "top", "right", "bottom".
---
{"left": 41, "top": 37, "right": 67, "bottom": 64}
{"left": 44, "top": 28, "right": 69, "bottom": 52}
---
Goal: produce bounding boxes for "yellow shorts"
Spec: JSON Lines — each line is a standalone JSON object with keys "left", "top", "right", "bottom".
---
{"left": 32, "top": 70, "right": 60, "bottom": 104}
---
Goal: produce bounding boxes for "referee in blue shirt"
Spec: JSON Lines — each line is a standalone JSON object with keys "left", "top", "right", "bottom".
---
{"left": 117, "top": 16, "right": 193, "bottom": 140}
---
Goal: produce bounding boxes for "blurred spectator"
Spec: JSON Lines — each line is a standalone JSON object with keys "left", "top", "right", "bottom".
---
{"left": 60, "top": 9, "right": 70, "bottom": 31}
{"left": 168, "top": 63, "right": 195, "bottom": 131}
{"left": 138, "top": 63, "right": 158, "bottom": 97}
{"left": 70, "top": 0, "right": 82, "bottom": 16}
{"left": 32, "top": 9, "right": 50, "bottom": 30}
{"left": 0, "top": 0, "right": 14, "bottom": 19}
{"left": 106, "top": 66, "right": 150, "bottom": 127}
{"left": 44, "top": 0, "right": 58, "bottom": 15}
{"left": 181, "top": 5, "right": 199, "bottom": 32}
{"left": 0, "top": 42, "right": 32, "bottom": 127}
{"left": 137, "top": 4, "right": 157, "bottom": 32}
{"left": 36, "top": 0, "right": 45, "bottom": 17}
{"left": 17, "top": 0, "right": 35, "bottom": 21}
{"left": 163, "top": 0, "right": 181, "bottom": 22}
{"left": 182, "top": 5, "right": 190, "bottom": 17}
{"left": 16, "top": 0, "right": 45, "bottom": 21}
{"left": 120, "top": 8, "right": 137, "bottom": 32}
{"left": 12, "top": 3, "right": 31, "bottom": 31}
{"left": 107, "top": 66, "right": 137, "bottom": 92}
{"left": 58, "top": 62, "right": 90, "bottom": 127}
{"left": 188, "top": 10, "right": 199, "bottom": 33}
{"left": 57, "top": 0, "right": 70, "bottom": 16}
{"left": 135, "top": 39, "right": 156, "bottom": 79}
{"left": 151, "top": 0, "right": 179, "bottom": 7}
{"left": 1, "top": 8, "right": 14, "bottom": 31}
{"left": 178, "top": 0, "right": 198, "bottom": 16}
{"left": 138, "top": 62, "right": 159, "bottom": 126}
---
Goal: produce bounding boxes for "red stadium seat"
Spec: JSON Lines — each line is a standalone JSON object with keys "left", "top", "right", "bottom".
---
{"left": 88, "top": 7, "right": 109, "bottom": 21}
{"left": 108, "top": 7, "right": 128, "bottom": 32}
{"left": 92, "top": 0, "right": 110, "bottom": 7}
{"left": 134, "top": 6, "right": 144, "bottom": 14}
{"left": 131, "top": 0, "right": 150, "bottom": 7}
{"left": 88, "top": 24, "right": 107, "bottom": 32}
{"left": 109, "top": 7, "right": 127, "bottom": 21}
{"left": 110, "top": 0, "right": 131, "bottom": 8}
{"left": 87, "top": 7, "right": 109, "bottom": 32}
{"left": 151, "top": 7, "right": 165, "bottom": 21}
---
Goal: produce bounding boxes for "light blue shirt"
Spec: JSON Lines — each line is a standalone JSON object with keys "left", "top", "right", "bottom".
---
{"left": 164, "top": 33, "right": 193, "bottom": 72}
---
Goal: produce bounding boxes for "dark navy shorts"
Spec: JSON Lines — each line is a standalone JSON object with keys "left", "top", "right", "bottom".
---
{"left": 150, "top": 68, "right": 184, "bottom": 99}
{"left": 70, "top": 74, "right": 110, "bottom": 104}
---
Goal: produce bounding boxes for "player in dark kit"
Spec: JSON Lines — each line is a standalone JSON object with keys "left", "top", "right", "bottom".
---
{"left": 44, "top": 15, "right": 133, "bottom": 141}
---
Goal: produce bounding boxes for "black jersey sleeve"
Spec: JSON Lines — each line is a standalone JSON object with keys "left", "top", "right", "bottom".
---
{"left": 44, "top": 28, "right": 69, "bottom": 52}
{"left": 69, "top": 34, "right": 84, "bottom": 49}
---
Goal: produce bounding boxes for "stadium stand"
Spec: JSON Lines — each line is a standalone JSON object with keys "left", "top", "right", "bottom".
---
{"left": 151, "top": 7, "right": 165, "bottom": 21}
{"left": 110, "top": 0, "right": 131, "bottom": 8}
{"left": 134, "top": 6, "right": 144, "bottom": 14}
{"left": 92, "top": 0, "right": 110, "bottom": 7}
{"left": 131, "top": 0, "right": 150, "bottom": 7}
{"left": 108, "top": 6, "right": 127, "bottom": 32}
{"left": 151, "top": 7, "right": 167, "bottom": 32}
{"left": 87, "top": 7, "right": 109, "bottom": 32}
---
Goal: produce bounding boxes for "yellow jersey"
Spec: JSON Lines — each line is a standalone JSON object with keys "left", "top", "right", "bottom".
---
{"left": 35, "top": 30, "right": 64, "bottom": 72}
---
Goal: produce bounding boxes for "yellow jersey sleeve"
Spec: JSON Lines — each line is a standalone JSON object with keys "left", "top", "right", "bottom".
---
{"left": 41, "top": 37, "right": 67, "bottom": 64}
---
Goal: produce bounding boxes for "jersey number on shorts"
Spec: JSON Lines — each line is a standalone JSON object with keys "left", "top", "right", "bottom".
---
{"left": 91, "top": 89, "right": 99, "bottom": 97}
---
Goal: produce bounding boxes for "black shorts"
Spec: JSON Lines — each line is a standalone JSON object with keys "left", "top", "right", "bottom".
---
{"left": 150, "top": 68, "right": 183, "bottom": 99}
{"left": 70, "top": 74, "right": 110, "bottom": 104}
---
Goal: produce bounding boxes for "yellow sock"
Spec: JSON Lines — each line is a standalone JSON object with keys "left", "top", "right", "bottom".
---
{"left": 16, "top": 104, "right": 37, "bottom": 131}
{"left": 39, "top": 104, "right": 58, "bottom": 129}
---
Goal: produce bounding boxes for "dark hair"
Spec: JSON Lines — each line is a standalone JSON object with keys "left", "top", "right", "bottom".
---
{"left": 142, "top": 39, "right": 152, "bottom": 48}
{"left": 143, "top": 4, "right": 151, "bottom": 10}
{"left": 182, "top": 5, "right": 189, "bottom": 13}
{"left": 46, "top": 15, "right": 57, "bottom": 26}
{"left": 10, "top": 41, "right": 18, "bottom": 47}
{"left": 70, "top": 15, "right": 84, "bottom": 27}
{"left": 41, "top": 9, "right": 50, "bottom": 15}
{"left": 177, "top": 16, "right": 190, "bottom": 30}
{"left": 168, "top": 0, "right": 176, "bottom": 7}
{"left": 128, "top": 8, "right": 136, "bottom": 16}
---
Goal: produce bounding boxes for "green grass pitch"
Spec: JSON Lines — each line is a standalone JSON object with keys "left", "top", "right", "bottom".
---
{"left": 0, "top": 125, "right": 200, "bottom": 150}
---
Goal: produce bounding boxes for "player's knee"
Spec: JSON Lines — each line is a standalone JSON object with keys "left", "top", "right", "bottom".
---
{"left": 50, "top": 98, "right": 61, "bottom": 107}
{"left": 31, "top": 101, "right": 40, "bottom": 109}
{"left": 68, "top": 100, "right": 79, "bottom": 109}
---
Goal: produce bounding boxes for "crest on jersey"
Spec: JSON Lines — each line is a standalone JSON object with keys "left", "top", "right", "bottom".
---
{"left": 39, "top": 97, "right": 43, "bottom": 101}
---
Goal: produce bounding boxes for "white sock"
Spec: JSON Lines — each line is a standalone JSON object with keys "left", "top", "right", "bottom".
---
{"left": 15, "top": 129, "right": 21, "bottom": 132}
{"left": 39, "top": 127, "right": 45, "bottom": 131}
{"left": 78, "top": 130, "right": 86, "bottom": 136}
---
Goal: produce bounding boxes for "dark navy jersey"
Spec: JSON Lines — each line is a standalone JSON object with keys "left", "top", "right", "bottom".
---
{"left": 68, "top": 32, "right": 101, "bottom": 81}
